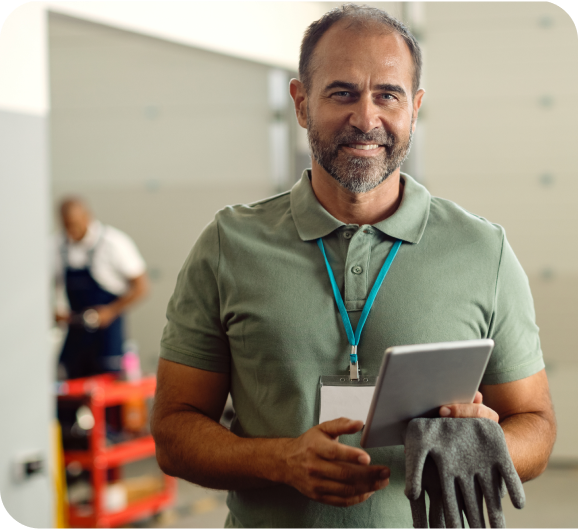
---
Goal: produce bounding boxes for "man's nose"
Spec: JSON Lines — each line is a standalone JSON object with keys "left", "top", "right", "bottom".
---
{"left": 348, "top": 95, "right": 382, "bottom": 133}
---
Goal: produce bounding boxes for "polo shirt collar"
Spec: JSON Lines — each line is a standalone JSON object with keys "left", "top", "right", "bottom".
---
{"left": 290, "top": 170, "right": 430, "bottom": 244}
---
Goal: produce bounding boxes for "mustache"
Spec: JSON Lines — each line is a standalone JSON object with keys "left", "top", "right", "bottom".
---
{"left": 333, "top": 128, "right": 396, "bottom": 148}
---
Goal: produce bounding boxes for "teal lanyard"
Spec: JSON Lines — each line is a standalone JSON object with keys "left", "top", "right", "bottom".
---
{"left": 316, "top": 237, "right": 402, "bottom": 367}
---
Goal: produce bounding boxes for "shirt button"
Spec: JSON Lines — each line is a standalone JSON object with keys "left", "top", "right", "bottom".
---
{"left": 343, "top": 231, "right": 352, "bottom": 239}
{"left": 351, "top": 265, "right": 363, "bottom": 275}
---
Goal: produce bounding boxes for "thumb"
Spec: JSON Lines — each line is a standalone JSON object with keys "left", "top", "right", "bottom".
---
{"left": 318, "top": 417, "right": 364, "bottom": 439}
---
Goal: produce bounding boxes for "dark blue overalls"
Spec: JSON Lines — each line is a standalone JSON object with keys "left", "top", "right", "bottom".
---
{"left": 58, "top": 232, "right": 124, "bottom": 379}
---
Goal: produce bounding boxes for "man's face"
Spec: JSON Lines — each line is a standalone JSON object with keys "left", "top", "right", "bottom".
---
{"left": 61, "top": 204, "right": 90, "bottom": 242}
{"left": 295, "top": 22, "right": 424, "bottom": 193}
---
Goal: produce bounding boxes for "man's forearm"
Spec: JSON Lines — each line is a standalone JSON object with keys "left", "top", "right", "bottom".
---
{"left": 109, "top": 273, "right": 148, "bottom": 316}
{"left": 152, "top": 408, "right": 288, "bottom": 490}
{"left": 501, "top": 411, "right": 556, "bottom": 482}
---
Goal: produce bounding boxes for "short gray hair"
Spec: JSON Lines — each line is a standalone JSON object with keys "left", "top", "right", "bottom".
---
{"left": 299, "top": 4, "right": 422, "bottom": 96}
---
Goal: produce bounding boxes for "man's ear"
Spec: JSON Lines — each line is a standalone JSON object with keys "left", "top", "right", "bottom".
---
{"left": 411, "top": 88, "right": 425, "bottom": 133}
{"left": 289, "top": 79, "right": 308, "bottom": 129}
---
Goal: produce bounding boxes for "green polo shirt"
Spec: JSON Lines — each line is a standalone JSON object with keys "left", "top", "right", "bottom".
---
{"left": 160, "top": 171, "right": 544, "bottom": 528}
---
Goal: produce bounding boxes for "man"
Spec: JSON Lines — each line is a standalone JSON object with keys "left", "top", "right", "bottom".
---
{"left": 152, "top": 5, "right": 556, "bottom": 528}
{"left": 55, "top": 197, "right": 148, "bottom": 379}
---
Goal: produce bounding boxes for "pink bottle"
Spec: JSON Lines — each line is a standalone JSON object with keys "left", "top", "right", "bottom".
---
{"left": 121, "top": 342, "right": 142, "bottom": 382}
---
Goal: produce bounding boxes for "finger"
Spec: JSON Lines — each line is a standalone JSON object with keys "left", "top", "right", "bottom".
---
{"left": 441, "top": 482, "right": 464, "bottom": 529}
{"left": 433, "top": 461, "right": 463, "bottom": 529}
{"left": 316, "top": 435, "right": 371, "bottom": 465}
{"left": 456, "top": 484, "right": 466, "bottom": 529}
{"left": 310, "top": 459, "right": 390, "bottom": 483}
{"left": 404, "top": 448, "right": 429, "bottom": 501}
{"left": 499, "top": 462, "right": 525, "bottom": 509}
{"left": 404, "top": 421, "right": 429, "bottom": 501}
{"left": 316, "top": 491, "right": 375, "bottom": 508}
{"left": 439, "top": 403, "right": 499, "bottom": 422}
{"left": 318, "top": 417, "right": 365, "bottom": 439}
{"left": 310, "top": 474, "right": 390, "bottom": 497}
{"left": 409, "top": 493, "right": 428, "bottom": 528}
{"left": 428, "top": 492, "right": 446, "bottom": 529}
{"left": 457, "top": 476, "right": 485, "bottom": 529}
{"left": 479, "top": 473, "right": 505, "bottom": 528}
{"left": 421, "top": 457, "right": 445, "bottom": 528}
{"left": 475, "top": 475, "right": 487, "bottom": 528}
{"left": 474, "top": 391, "right": 483, "bottom": 404}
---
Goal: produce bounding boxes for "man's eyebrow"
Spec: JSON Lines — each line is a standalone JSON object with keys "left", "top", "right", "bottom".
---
{"left": 375, "top": 84, "right": 407, "bottom": 97}
{"left": 323, "top": 81, "right": 407, "bottom": 97}
{"left": 323, "top": 81, "right": 359, "bottom": 92}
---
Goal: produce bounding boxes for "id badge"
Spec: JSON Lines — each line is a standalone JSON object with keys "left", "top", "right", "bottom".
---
{"left": 319, "top": 375, "right": 377, "bottom": 424}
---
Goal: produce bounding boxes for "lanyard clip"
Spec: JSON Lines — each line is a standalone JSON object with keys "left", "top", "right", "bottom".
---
{"left": 350, "top": 345, "right": 359, "bottom": 380}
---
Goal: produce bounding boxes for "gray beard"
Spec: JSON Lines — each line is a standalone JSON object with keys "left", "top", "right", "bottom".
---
{"left": 307, "top": 116, "right": 413, "bottom": 194}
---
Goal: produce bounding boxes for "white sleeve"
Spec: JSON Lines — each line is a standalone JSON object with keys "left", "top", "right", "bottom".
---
{"left": 106, "top": 227, "right": 147, "bottom": 280}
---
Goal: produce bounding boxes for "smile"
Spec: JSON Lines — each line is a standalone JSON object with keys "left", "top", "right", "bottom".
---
{"left": 347, "top": 144, "right": 381, "bottom": 150}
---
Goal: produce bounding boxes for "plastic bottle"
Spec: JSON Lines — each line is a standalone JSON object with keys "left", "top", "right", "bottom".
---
{"left": 120, "top": 340, "right": 147, "bottom": 434}
{"left": 121, "top": 340, "right": 141, "bottom": 382}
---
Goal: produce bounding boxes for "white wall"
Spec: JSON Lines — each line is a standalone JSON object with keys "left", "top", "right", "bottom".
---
{"left": 40, "top": 0, "right": 437, "bottom": 75}
{"left": 45, "top": 1, "right": 327, "bottom": 70}
{"left": 0, "top": 3, "right": 52, "bottom": 526}
{"left": 0, "top": 2, "right": 49, "bottom": 114}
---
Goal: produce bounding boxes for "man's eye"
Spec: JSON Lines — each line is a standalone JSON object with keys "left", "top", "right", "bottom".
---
{"left": 379, "top": 93, "right": 396, "bottom": 100}
{"left": 333, "top": 91, "right": 353, "bottom": 97}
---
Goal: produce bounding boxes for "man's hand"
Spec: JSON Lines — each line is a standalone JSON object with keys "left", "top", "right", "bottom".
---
{"left": 93, "top": 273, "right": 149, "bottom": 328}
{"left": 93, "top": 304, "right": 118, "bottom": 328}
{"left": 439, "top": 390, "right": 499, "bottom": 422}
{"left": 54, "top": 311, "right": 70, "bottom": 324}
{"left": 435, "top": 372, "right": 555, "bottom": 483}
{"left": 282, "top": 418, "right": 390, "bottom": 507}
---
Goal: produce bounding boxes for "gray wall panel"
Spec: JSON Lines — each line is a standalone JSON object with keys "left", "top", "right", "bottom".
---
{"left": 0, "top": 109, "right": 52, "bottom": 527}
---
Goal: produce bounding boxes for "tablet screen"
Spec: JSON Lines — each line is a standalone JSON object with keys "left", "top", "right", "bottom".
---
{"left": 361, "top": 339, "right": 493, "bottom": 448}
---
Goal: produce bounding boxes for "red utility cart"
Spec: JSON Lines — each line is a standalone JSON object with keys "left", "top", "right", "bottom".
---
{"left": 57, "top": 373, "right": 176, "bottom": 528}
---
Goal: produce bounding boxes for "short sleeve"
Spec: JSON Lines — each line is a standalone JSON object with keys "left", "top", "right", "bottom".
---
{"left": 482, "top": 232, "right": 545, "bottom": 384}
{"left": 160, "top": 219, "right": 231, "bottom": 373}
{"left": 108, "top": 229, "right": 146, "bottom": 279}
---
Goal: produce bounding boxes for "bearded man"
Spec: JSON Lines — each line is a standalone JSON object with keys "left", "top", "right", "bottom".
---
{"left": 151, "top": 5, "right": 555, "bottom": 528}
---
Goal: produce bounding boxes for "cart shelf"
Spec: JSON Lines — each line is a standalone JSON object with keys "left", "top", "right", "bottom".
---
{"left": 68, "top": 487, "right": 175, "bottom": 529}
{"left": 64, "top": 435, "right": 156, "bottom": 469}
{"left": 57, "top": 373, "right": 176, "bottom": 528}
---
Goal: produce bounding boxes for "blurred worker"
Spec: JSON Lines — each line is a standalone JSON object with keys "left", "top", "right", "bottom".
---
{"left": 54, "top": 197, "right": 148, "bottom": 379}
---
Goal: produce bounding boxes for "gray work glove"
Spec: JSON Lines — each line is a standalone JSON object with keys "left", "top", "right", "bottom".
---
{"left": 404, "top": 418, "right": 525, "bottom": 528}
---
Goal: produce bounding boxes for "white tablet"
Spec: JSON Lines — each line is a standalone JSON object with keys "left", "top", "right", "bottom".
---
{"left": 360, "top": 339, "right": 494, "bottom": 448}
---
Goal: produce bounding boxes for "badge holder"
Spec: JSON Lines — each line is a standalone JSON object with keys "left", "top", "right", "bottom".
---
{"left": 318, "top": 348, "right": 378, "bottom": 425}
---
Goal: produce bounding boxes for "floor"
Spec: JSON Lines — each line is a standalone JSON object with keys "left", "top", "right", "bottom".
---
{"left": 124, "top": 461, "right": 578, "bottom": 528}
